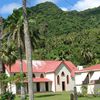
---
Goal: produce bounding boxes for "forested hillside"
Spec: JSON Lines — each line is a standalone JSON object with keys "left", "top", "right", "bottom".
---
{"left": 3, "top": 2, "right": 100, "bottom": 66}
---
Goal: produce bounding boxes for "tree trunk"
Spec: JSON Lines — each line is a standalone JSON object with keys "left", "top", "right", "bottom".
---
{"left": 22, "top": 0, "right": 34, "bottom": 100}
{"left": 9, "top": 66, "right": 12, "bottom": 92}
{"left": 18, "top": 26, "right": 25, "bottom": 100}
{"left": 19, "top": 47, "right": 25, "bottom": 100}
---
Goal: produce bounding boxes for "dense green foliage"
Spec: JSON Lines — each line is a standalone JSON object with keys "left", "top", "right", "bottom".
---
{"left": 3, "top": 2, "right": 100, "bottom": 66}
{"left": 0, "top": 91, "right": 15, "bottom": 100}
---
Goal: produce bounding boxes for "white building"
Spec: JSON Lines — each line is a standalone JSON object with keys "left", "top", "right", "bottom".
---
{"left": 5, "top": 60, "right": 77, "bottom": 94}
{"left": 75, "top": 64, "right": 100, "bottom": 94}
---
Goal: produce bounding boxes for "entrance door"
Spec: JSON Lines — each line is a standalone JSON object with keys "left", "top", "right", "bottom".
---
{"left": 36, "top": 82, "right": 40, "bottom": 92}
{"left": 62, "top": 81, "right": 65, "bottom": 91}
{"left": 45, "top": 82, "right": 49, "bottom": 91}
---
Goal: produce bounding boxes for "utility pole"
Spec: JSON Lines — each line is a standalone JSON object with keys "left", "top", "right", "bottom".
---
{"left": 74, "top": 87, "right": 78, "bottom": 100}
{"left": 0, "top": 17, "right": 3, "bottom": 72}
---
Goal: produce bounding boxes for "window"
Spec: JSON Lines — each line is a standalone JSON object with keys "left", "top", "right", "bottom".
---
{"left": 67, "top": 75, "right": 69, "bottom": 84}
{"left": 57, "top": 75, "right": 60, "bottom": 85}
{"left": 83, "top": 74, "right": 89, "bottom": 84}
{"left": 61, "top": 72, "right": 65, "bottom": 76}
{"left": 40, "top": 74, "right": 44, "bottom": 78}
{"left": 33, "top": 74, "right": 35, "bottom": 78}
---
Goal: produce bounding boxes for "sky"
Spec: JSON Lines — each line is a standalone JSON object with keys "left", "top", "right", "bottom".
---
{"left": 0, "top": 0, "right": 100, "bottom": 18}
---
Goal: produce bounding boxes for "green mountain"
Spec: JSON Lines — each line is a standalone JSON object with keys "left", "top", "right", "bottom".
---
{"left": 4, "top": 2, "right": 100, "bottom": 66}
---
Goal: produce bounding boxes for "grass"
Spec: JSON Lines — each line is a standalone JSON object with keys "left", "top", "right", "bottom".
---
{"left": 79, "top": 96, "right": 100, "bottom": 100}
{"left": 15, "top": 92, "right": 100, "bottom": 100}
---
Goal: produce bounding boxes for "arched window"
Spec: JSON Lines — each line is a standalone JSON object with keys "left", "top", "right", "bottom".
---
{"left": 40, "top": 74, "right": 44, "bottom": 78}
{"left": 57, "top": 75, "right": 60, "bottom": 85}
{"left": 61, "top": 72, "right": 65, "bottom": 76}
{"left": 67, "top": 75, "right": 69, "bottom": 84}
{"left": 33, "top": 74, "right": 35, "bottom": 78}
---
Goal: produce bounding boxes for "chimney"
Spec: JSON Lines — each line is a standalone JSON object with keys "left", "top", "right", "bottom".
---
{"left": 77, "top": 65, "right": 83, "bottom": 70}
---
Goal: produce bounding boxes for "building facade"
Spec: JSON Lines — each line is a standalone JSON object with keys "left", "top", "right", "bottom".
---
{"left": 5, "top": 60, "right": 77, "bottom": 94}
{"left": 75, "top": 64, "right": 100, "bottom": 94}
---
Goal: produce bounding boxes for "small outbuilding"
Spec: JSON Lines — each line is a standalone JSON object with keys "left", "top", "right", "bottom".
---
{"left": 75, "top": 64, "right": 100, "bottom": 94}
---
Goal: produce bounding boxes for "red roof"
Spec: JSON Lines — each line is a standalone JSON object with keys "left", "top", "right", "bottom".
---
{"left": 76, "top": 64, "right": 100, "bottom": 73}
{"left": 5, "top": 60, "right": 77, "bottom": 77}
{"left": 24, "top": 78, "right": 52, "bottom": 83}
{"left": 63, "top": 61, "right": 78, "bottom": 77}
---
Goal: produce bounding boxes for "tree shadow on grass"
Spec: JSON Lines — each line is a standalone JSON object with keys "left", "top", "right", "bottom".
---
{"left": 35, "top": 93, "right": 61, "bottom": 98}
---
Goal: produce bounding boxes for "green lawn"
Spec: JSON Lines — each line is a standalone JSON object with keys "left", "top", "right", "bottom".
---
{"left": 15, "top": 92, "right": 100, "bottom": 100}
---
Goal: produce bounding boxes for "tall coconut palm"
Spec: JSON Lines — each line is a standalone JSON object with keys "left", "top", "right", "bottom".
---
{"left": 3, "top": 8, "right": 39, "bottom": 99}
{"left": 22, "top": 0, "right": 34, "bottom": 100}
{"left": 0, "top": 41, "right": 17, "bottom": 92}
{"left": 3, "top": 14, "right": 26, "bottom": 99}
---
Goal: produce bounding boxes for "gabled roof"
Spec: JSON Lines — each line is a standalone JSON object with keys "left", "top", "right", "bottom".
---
{"left": 75, "top": 64, "right": 100, "bottom": 73}
{"left": 5, "top": 60, "right": 77, "bottom": 77}
{"left": 63, "top": 61, "right": 78, "bottom": 77}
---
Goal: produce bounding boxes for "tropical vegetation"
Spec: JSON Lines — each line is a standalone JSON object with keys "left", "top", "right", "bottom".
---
{"left": 3, "top": 2, "right": 99, "bottom": 66}
{"left": 0, "top": 1, "right": 100, "bottom": 100}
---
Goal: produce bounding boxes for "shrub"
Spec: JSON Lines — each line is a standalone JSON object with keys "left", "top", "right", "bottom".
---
{"left": 94, "top": 88, "right": 100, "bottom": 97}
{"left": 81, "top": 85, "right": 87, "bottom": 97}
{"left": 1, "top": 92, "right": 15, "bottom": 100}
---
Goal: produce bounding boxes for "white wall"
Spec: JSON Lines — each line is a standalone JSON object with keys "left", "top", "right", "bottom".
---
{"left": 75, "top": 72, "right": 100, "bottom": 94}
{"left": 75, "top": 73, "right": 83, "bottom": 85}
{"left": 75, "top": 72, "right": 89, "bottom": 93}
{"left": 7, "top": 83, "right": 16, "bottom": 94}
{"left": 55, "top": 64, "right": 75, "bottom": 92}
{"left": 33, "top": 83, "right": 37, "bottom": 92}
{"left": 40, "top": 83, "right": 45, "bottom": 92}
{"left": 46, "top": 73, "right": 55, "bottom": 92}
{"left": 75, "top": 73, "right": 82, "bottom": 93}
{"left": 34, "top": 73, "right": 45, "bottom": 78}
{"left": 11, "top": 83, "right": 16, "bottom": 94}
{"left": 88, "top": 84, "right": 100, "bottom": 94}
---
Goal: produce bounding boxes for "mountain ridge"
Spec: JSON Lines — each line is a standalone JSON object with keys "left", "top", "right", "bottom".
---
{"left": 3, "top": 2, "right": 100, "bottom": 66}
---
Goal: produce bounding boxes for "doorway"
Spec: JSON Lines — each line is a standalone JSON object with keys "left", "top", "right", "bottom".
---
{"left": 62, "top": 81, "right": 65, "bottom": 91}
{"left": 45, "top": 82, "right": 49, "bottom": 91}
{"left": 36, "top": 82, "right": 40, "bottom": 92}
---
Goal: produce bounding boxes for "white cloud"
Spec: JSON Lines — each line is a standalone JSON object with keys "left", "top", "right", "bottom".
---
{"left": 72, "top": 0, "right": 100, "bottom": 11}
{"left": 0, "top": 3, "right": 21, "bottom": 14}
{"left": 35, "top": 0, "right": 58, "bottom": 4}
{"left": 60, "top": 7, "right": 68, "bottom": 11}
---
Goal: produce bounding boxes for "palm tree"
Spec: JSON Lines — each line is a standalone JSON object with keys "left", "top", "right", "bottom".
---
{"left": 2, "top": 1, "right": 39, "bottom": 99}
{"left": 3, "top": 14, "right": 26, "bottom": 99}
{"left": 3, "top": 8, "right": 39, "bottom": 99}
{"left": 22, "top": 0, "right": 34, "bottom": 100}
{"left": 81, "top": 48, "right": 93, "bottom": 64}
{"left": 0, "top": 41, "right": 17, "bottom": 92}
